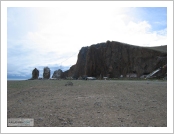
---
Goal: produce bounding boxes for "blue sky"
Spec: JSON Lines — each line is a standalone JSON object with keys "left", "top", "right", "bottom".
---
{"left": 7, "top": 3, "right": 167, "bottom": 79}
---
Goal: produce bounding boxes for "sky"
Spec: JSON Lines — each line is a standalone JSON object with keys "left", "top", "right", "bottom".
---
{"left": 7, "top": 2, "right": 167, "bottom": 79}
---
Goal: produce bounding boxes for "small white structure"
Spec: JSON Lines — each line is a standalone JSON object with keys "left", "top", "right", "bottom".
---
{"left": 103, "top": 77, "right": 108, "bottom": 80}
{"left": 126, "top": 73, "right": 137, "bottom": 78}
{"left": 120, "top": 75, "right": 123, "bottom": 78}
{"left": 86, "top": 77, "right": 96, "bottom": 80}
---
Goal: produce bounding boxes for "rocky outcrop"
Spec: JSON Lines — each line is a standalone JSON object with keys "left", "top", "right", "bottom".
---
{"left": 43, "top": 67, "right": 51, "bottom": 79}
{"left": 62, "top": 41, "right": 167, "bottom": 79}
{"left": 60, "top": 65, "right": 76, "bottom": 79}
{"left": 52, "top": 69, "right": 62, "bottom": 79}
{"left": 31, "top": 68, "right": 39, "bottom": 79}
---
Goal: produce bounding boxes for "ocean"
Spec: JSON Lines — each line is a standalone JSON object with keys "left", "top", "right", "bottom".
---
{"left": 7, "top": 78, "right": 27, "bottom": 81}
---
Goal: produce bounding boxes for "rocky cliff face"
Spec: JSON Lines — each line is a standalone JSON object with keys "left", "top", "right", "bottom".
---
{"left": 62, "top": 41, "right": 167, "bottom": 79}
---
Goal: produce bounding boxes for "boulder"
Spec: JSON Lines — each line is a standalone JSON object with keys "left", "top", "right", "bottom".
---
{"left": 52, "top": 69, "right": 63, "bottom": 79}
{"left": 43, "top": 67, "right": 51, "bottom": 79}
{"left": 65, "top": 81, "right": 73, "bottom": 86}
{"left": 32, "top": 68, "right": 39, "bottom": 79}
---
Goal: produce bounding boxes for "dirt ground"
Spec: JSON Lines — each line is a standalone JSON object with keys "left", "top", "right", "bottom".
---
{"left": 7, "top": 80, "right": 167, "bottom": 127}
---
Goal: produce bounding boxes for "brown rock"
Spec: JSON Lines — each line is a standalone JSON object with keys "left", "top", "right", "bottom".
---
{"left": 65, "top": 81, "right": 73, "bottom": 86}
{"left": 32, "top": 68, "right": 39, "bottom": 79}
{"left": 62, "top": 41, "right": 167, "bottom": 78}
{"left": 52, "top": 69, "right": 62, "bottom": 79}
{"left": 43, "top": 67, "right": 50, "bottom": 79}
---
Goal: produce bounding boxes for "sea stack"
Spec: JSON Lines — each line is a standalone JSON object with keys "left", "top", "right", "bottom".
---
{"left": 43, "top": 67, "right": 51, "bottom": 79}
{"left": 52, "top": 69, "right": 63, "bottom": 79}
{"left": 32, "top": 68, "right": 39, "bottom": 79}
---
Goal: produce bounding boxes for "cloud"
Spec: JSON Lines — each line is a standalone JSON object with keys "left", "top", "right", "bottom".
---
{"left": 7, "top": 5, "right": 167, "bottom": 79}
{"left": 24, "top": 7, "right": 167, "bottom": 48}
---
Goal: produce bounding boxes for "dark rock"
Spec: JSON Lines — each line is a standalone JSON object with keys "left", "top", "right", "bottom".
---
{"left": 52, "top": 69, "right": 62, "bottom": 79}
{"left": 62, "top": 41, "right": 167, "bottom": 78}
{"left": 65, "top": 81, "right": 73, "bottom": 86}
{"left": 43, "top": 67, "right": 50, "bottom": 79}
{"left": 61, "top": 65, "right": 76, "bottom": 79}
{"left": 94, "top": 102, "right": 102, "bottom": 107}
{"left": 69, "top": 65, "right": 76, "bottom": 78}
{"left": 31, "top": 68, "right": 39, "bottom": 79}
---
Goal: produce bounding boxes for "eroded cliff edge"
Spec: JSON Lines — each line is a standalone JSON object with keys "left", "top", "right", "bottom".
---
{"left": 62, "top": 41, "right": 167, "bottom": 79}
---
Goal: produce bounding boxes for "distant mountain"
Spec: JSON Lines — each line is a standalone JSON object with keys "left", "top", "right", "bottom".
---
{"left": 143, "top": 45, "right": 167, "bottom": 53}
{"left": 7, "top": 74, "right": 30, "bottom": 80}
{"left": 62, "top": 41, "right": 167, "bottom": 79}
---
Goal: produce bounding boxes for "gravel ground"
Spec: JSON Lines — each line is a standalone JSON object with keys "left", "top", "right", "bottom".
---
{"left": 7, "top": 80, "right": 167, "bottom": 127}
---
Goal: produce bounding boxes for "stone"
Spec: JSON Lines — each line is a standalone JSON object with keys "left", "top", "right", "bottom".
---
{"left": 31, "top": 68, "right": 39, "bottom": 79}
{"left": 43, "top": 67, "right": 51, "bottom": 79}
{"left": 65, "top": 81, "right": 73, "bottom": 86}
{"left": 52, "top": 69, "right": 62, "bottom": 79}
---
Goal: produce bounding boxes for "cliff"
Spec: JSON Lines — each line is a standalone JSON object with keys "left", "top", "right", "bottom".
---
{"left": 62, "top": 41, "right": 167, "bottom": 79}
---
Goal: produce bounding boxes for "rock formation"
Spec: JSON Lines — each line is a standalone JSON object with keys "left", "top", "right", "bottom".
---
{"left": 65, "top": 81, "right": 73, "bottom": 86}
{"left": 61, "top": 65, "right": 76, "bottom": 79}
{"left": 32, "top": 68, "right": 39, "bottom": 79}
{"left": 43, "top": 67, "right": 51, "bottom": 79}
{"left": 62, "top": 41, "right": 167, "bottom": 79}
{"left": 52, "top": 69, "right": 63, "bottom": 79}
